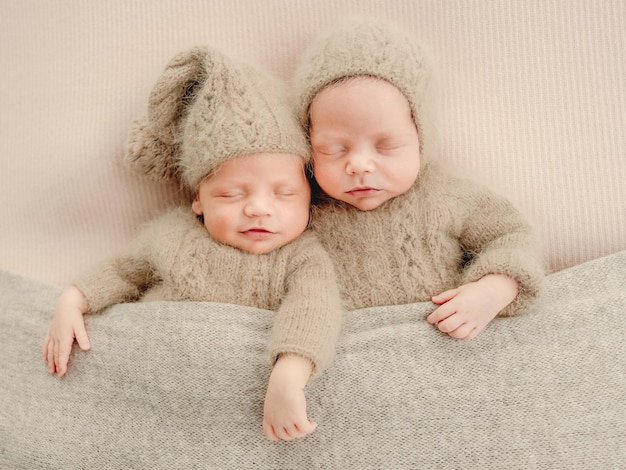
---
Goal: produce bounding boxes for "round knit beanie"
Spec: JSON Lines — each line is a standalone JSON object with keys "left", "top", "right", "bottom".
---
{"left": 125, "top": 46, "right": 310, "bottom": 190}
{"left": 294, "top": 18, "right": 438, "bottom": 164}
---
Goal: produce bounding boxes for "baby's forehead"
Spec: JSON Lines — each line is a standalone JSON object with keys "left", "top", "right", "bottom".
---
{"left": 311, "top": 76, "right": 409, "bottom": 115}
{"left": 204, "top": 152, "right": 307, "bottom": 183}
{"left": 310, "top": 76, "right": 414, "bottom": 125}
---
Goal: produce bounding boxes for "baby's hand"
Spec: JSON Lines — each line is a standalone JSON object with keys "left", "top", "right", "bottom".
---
{"left": 263, "top": 354, "right": 316, "bottom": 441}
{"left": 427, "top": 274, "right": 519, "bottom": 339}
{"left": 42, "top": 286, "right": 90, "bottom": 377}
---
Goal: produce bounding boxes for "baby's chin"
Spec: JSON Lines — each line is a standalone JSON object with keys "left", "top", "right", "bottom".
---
{"left": 337, "top": 193, "right": 391, "bottom": 211}
{"left": 238, "top": 237, "right": 301, "bottom": 255}
{"left": 350, "top": 200, "right": 386, "bottom": 211}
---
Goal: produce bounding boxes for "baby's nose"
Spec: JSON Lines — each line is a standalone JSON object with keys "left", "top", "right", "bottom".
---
{"left": 244, "top": 196, "right": 273, "bottom": 217}
{"left": 346, "top": 150, "right": 375, "bottom": 174}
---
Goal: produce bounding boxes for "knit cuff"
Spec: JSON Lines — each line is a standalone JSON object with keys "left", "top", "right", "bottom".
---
{"left": 461, "top": 249, "right": 545, "bottom": 316}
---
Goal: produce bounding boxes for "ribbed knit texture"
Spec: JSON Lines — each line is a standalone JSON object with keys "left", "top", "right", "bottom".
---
{"left": 311, "top": 163, "right": 545, "bottom": 314}
{"left": 2, "top": 1, "right": 623, "bottom": 288}
{"left": 74, "top": 207, "right": 343, "bottom": 375}
{"left": 125, "top": 46, "right": 310, "bottom": 190}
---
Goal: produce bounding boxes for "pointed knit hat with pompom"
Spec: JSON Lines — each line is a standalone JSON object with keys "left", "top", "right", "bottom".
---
{"left": 125, "top": 46, "right": 310, "bottom": 191}
{"left": 294, "top": 18, "right": 439, "bottom": 164}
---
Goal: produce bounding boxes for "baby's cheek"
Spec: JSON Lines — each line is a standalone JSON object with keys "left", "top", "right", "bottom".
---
{"left": 313, "top": 160, "right": 337, "bottom": 185}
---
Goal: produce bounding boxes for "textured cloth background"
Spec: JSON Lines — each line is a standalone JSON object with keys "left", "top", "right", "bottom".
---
{"left": 1, "top": 251, "right": 625, "bottom": 469}
{"left": 1, "top": 0, "right": 625, "bottom": 287}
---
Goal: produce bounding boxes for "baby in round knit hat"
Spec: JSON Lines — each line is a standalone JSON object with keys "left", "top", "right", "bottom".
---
{"left": 294, "top": 19, "right": 544, "bottom": 339}
{"left": 43, "top": 46, "right": 342, "bottom": 442}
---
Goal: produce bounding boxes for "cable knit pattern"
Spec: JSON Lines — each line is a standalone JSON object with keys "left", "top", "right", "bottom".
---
{"left": 74, "top": 207, "right": 342, "bottom": 375}
{"left": 297, "top": 19, "right": 543, "bottom": 316}
{"left": 310, "top": 163, "right": 544, "bottom": 314}
{"left": 125, "top": 46, "right": 310, "bottom": 191}
{"left": 294, "top": 18, "right": 439, "bottom": 164}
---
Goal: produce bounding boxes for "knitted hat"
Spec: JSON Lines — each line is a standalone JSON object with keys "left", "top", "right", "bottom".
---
{"left": 294, "top": 19, "right": 438, "bottom": 163}
{"left": 125, "top": 46, "right": 310, "bottom": 190}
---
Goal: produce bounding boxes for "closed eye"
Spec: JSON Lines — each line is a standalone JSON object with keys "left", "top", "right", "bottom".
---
{"left": 375, "top": 139, "right": 403, "bottom": 151}
{"left": 275, "top": 187, "right": 298, "bottom": 197}
{"left": 313, "top": 144, "right": 347, "bottom": 157}
{"left": 216, "top": 191, "right": 244, "bottom": 199}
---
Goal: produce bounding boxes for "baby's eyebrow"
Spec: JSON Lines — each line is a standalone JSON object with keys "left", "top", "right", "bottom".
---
{"left": 274, "top": 179, "right": 303, "bottom": 188}
{"left": 376, "top": 135, "right": 403, "bottom": 144}
{"left": 210, "top": 186, "right": 243, "bottom": 195}
{"left": 376, "top": 129, "right": 415, "bottom": 141}
{"left": 310, "top": 136, "right": 332, "bottom": 145}
{"left": 375, "top": 128, "right": 405, "bottom": 138}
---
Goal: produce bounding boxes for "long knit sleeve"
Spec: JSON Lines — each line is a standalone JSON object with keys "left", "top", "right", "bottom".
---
{"left": 266, "top": 233, "right": 343, "bottom": 377}
{"left": 74, "top": 221, "right": 160, "bottom": 313}
{"left": 310, "top": 163, "right": 544, "bottom": 314}
{"left": 73, "top": 206, "right": 343, "bottom": 373}
{"left": 451, "top": 176, "right": 545, "bottom": 316}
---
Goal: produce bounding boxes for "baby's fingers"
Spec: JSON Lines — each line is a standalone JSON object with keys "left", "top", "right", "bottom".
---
{"left": 447, "top": 323, "right": 477, "bottom": 340}
{"left": 427, "top": 302, "right": 456, "bottom": 325}
{"left": 74, "top": 324, "right": 91, "bottom": 351}
{"left": 279, "top": 421, "right": 317, "bottom": 441}
{"left": 54, "top": 340, "right": 74, "bottom": 377}
{"left": 46, "top": 339, "right": 57, "bottom": 374}
{"left": 296, "top": 420, "right": 317, "bottom": 437}
{"left": 431, "top": 288, "right": 459, "bottom": 305}
{"left": 436, "top": 313, "right": 465, "bottom": 333}
{"left": 262, "top": 420, "right": 279, "bottom": 441}
{"left": 264, "top": 419, "right": 317, "bottom": 441}
{"left": 42, "top": 334, "right": 51, "bottom": 361}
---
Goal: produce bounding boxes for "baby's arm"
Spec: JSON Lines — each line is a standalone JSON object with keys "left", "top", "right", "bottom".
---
{"left": 435, "top": 174, "right": 544, "bottom": 325}
{"left": 41, "top": 213, "right": 167, "bottom": 377}
{"left": 42, "top": 286, "right": 91, "bottom": 377}
{"left": 427, "top": 274, "right": 519, "bottom": 339}
{"left": 263, "top": 353, "right": 317, "bottom": 441}
{"left": 263, "top": 235, "right": 343, "bottom": 440}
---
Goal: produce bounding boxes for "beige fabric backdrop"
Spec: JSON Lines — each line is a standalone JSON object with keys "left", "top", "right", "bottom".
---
{"left": 1, "top": 0, "right": 625, "bottom": 288}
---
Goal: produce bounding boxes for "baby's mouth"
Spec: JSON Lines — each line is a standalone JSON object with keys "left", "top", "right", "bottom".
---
{"left": 241, "top": 228, "right": 275, "bottom": 240}
{"left": 346, "top": 187, "right": 380, "bottom": 197}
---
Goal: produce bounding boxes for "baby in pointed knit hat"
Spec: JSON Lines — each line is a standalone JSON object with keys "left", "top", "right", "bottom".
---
{"left": 43, "top": 46, "right": 343, "bottom": 442}
{"left": 294, "top": 19, "right": 544, "bottom": 339}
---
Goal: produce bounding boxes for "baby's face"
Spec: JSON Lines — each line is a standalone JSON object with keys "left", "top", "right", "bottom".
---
{"left": 309, "top": 77, "right": 420, "bottom": 211}
{"left": 192, "top": 153, "right": 311, "bottom": 254}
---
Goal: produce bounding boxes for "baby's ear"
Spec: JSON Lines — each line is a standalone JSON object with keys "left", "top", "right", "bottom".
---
{"left": 124, "top": 47, "right": 210, "bottom": 183}
{"left": 191, "top": 193, "right": 203, "bottom": 215}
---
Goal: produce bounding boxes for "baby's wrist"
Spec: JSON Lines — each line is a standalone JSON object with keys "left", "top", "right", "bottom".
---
{"left": 58, "top": 286, "right": 89, "bottom": 313}
{"left": 272, "top": 353, "right": 313, "bottom": 387}
{"left": 479, "top": 274, "right": 519, "bottom": 301}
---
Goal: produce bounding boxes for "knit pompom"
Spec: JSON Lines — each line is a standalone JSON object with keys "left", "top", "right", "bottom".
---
{"left": 124, "top": 45, "right": 309, "bottom": 190}
{"left": 123, "top": 47, "right": 209, "bottom": 184}
{"left": 124, "top": 116, "right": 180, "bottom": 182}
{"left": 147, "top": 47, "right": 209, "bottom": 145}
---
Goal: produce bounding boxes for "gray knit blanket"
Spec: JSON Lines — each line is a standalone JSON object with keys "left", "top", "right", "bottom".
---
{"left": 1, "top": 251, "right": 625, "bottom": 469}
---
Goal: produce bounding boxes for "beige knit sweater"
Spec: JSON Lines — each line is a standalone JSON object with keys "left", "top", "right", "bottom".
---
{"left": 310, "top": 163, "right": 545, "bottom": 315}
{"left": 75, "top": 207, "right": 343, "bottom": 374}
